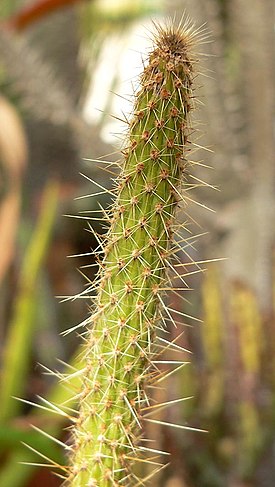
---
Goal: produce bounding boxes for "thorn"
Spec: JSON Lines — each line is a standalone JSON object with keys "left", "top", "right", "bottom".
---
{"left": 31, "top": 425, "right": 72, "bottom": 451}
{"left": 142, "top": 396, "right": 193, "bottom": 416}
{"left": 154, "top": 362, "right": 189, "bottom": 384}
{"left": 21, "top": 443, "right": 68, "bottom": 472}
{"left": 144, "top": 418, "right": 207, "bottom": 433}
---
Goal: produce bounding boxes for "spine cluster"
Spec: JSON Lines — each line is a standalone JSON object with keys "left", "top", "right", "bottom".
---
{"left": 67, "top": 22, "right": 199, "bottom": 487}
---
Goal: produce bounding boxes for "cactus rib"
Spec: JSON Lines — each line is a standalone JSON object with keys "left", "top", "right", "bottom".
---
{"left": 67, "top": 20, "right": 201, "bottom": 487}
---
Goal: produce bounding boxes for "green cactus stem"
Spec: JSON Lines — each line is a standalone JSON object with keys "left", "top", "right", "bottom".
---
{"left": 66, "top": 20, "right": 202, "bottom": 487}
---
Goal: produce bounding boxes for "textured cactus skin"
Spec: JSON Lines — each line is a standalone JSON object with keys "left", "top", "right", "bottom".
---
{"left": 67, "top": 24, "right": 197, "bottom": 487}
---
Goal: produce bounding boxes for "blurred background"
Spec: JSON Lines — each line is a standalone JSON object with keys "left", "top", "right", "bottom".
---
{"left": 0, "top": 0, "right": 274, "bottom": 486}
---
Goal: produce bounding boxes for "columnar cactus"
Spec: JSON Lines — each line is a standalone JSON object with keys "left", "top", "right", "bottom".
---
{"left": 66, "top": 20, "right": 202, "bottom": 487}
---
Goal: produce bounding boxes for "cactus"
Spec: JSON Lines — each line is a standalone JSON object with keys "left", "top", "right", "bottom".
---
{"left": 65, "top": 19, "right": 206, "bottom": 486}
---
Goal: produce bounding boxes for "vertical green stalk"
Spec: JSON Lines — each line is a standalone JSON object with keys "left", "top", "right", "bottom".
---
{"left": 67, "top": 21, "right": 200, "bottom": 486}
{"left": 0, "top": 181, "right": 58, "bottom": 422}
